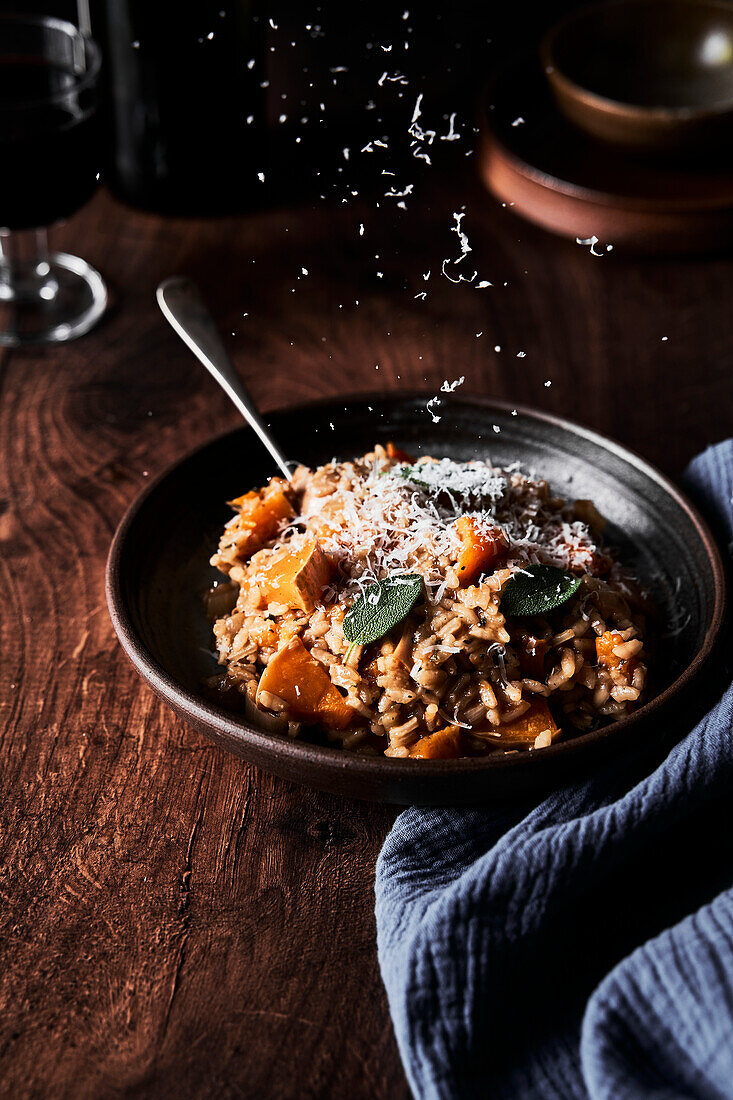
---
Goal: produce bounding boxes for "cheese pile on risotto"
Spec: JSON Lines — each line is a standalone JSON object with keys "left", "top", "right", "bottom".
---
{"left": 207, "top": 443, "right": 648, "bottom": 759}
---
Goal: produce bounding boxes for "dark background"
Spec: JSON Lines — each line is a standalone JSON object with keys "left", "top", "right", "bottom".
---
{"left": 2, "top": 3, "right": 733, "bottom": 1100}
{"left": 9, "top": 0, "right": 585, "bottom": 208}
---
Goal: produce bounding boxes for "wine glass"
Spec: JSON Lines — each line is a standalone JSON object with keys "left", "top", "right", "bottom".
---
{"left": 0, "top": 15, "right": 107, "bottom": 346}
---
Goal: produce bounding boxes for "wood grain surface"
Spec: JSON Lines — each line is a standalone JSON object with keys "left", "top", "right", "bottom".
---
{"left": 1, "top": 164, "right": 731, "bottom": 1099}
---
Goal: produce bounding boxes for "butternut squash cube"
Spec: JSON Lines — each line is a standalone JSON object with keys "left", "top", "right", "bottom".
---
{"left": 454, "top": 516, "right": 508, "bottom": 587}
{"left": 596, "top": 630, "right": 638, "bottom": 678}
{"left": 256, "top": 637, "right": 355, "bottom": 729}
{"left": 490, "top": 699, "right": 560, "bottom": 747}
{"left": 386, "top": 441, "right": 415, "bottom": 463}
{"left": 408, "top": 725, "right": 464, "bottom": 759}
{"left": 596, "top": 630, "right": 624, "bottom": 669}
{"left": 254, "top": 539, "right": 334, "bottom": 612}
{"left": 218, "top": 481, "right": 294, "bottom": 569}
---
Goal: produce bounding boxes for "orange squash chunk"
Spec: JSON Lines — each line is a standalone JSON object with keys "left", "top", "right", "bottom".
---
{"left": 254, "top": 539, "right": 334, "bottom": 612}
{"left": 467, "top": 699, "right": 559, "bottom": 747}
{"left": 596, "top": 631, "right": 624, "bottom": 669}
{"left": 596, "top": 631, "right": 638, "bottom": 678}
{"left": 409, "top": 725, "right": 465, "bottom": 759}
{"left": 224, "top": 482, "right": 294, "bottom": 563}
{"left": 386, "top": 441, "right": 415, "bottom": 463}
{"left": 256, "top": 637, "right": 355, "bottom": 729}
{"left": 492, "top": 699, "right": 560, "bottom": 746}
{"left": 454, "top": 516, "right": 508, "bottom": 587}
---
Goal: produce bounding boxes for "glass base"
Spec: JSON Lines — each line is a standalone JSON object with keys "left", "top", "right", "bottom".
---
{"left": 0, "top": 251, "right": 107, "bottom": 347}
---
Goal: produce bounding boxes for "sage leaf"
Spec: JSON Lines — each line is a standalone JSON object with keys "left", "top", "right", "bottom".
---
{"left": 501, "top": 564, "right": 581, "bottom": 617}
{"left": 343, "top": 574, "right": 423, "bottom": 645}
{"left": 397, "top": 466, "right": 431, "bottom": 492}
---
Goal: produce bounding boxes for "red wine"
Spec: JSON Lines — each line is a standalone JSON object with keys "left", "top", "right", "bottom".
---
{"left": 0, "top": 56, "right": 101, "bottom": 231}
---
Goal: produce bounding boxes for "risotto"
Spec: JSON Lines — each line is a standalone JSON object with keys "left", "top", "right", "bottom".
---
{"left": 206, "top": 443, "right": 649, "bottom": 759}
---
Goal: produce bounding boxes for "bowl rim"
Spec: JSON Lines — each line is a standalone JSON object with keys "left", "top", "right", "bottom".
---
{"left": 541, "top": 0, "right": 733, "bottom": 121}
{"left": 106, "top": 392, "right": 727, "bottom": 779}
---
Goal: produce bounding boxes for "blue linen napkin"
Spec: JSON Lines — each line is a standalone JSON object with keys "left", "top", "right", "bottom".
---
{"left": 376, "top": 440, "right": 733, "bottom": 1100}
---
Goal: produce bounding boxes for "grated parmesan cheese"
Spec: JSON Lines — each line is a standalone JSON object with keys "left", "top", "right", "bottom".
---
{"left": 279, "top": 452, "right": 608, "bottom": 606}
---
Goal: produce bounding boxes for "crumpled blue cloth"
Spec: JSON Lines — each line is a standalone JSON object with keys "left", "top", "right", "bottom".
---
{"left": 376, "top": 440, "right": 733, "bottom": 1100}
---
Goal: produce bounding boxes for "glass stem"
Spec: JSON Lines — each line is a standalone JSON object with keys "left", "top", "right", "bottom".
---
{"left": 0, "top": 228, "right": 58, "bottom": 304}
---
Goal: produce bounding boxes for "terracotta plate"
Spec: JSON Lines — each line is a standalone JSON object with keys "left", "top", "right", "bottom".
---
{"left": 106, "top": 394, "right": 726, "bottom": 805}
{"left": 478, "top": 55, "right": 733, "bottom": 253}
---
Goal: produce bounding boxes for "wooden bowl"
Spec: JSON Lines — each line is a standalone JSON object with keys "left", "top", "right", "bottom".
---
{"left": 106, "top": 394, "right": 726, "bottom": 806}
{"left": 478, "top": 55, "right": 733, "bottom": 253}
{"left": 542, "top": 0, "right": 733, "bottom": 152}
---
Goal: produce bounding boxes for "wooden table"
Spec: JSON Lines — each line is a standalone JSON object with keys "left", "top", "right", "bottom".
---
{"left": 1, "top": 165, "right": 731, "bottom": 1098}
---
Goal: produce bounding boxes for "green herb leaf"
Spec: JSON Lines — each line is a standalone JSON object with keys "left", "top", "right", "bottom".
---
{"left": 398, "top": 466, "right": 431, "bottom": 491}
{"left": 501, "top": 564, "right": 581, "bottom": 617}
{"left": 343, "top": 574, "right": 423, "bottom": 645}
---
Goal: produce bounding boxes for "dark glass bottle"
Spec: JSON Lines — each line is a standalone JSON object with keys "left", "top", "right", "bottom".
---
{"left": 90, "top": 1, "right": 265, "bottom": 214}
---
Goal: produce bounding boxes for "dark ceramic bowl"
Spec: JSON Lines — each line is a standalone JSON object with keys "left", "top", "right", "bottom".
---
{"left": 106, "top": 395, "right": 726, "bottom": 805}
{"left": 542, "top": 0, "right": 733, "bottom": 153}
